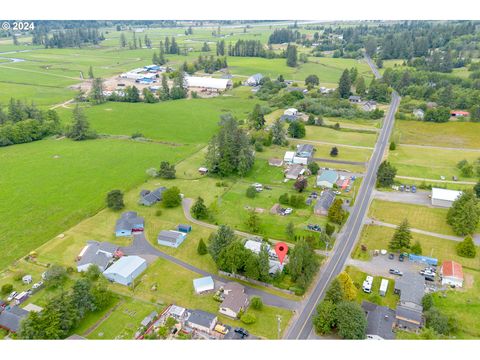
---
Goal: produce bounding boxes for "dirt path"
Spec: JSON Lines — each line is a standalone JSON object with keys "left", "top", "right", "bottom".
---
{"left": 0, "top": 64, "right": 81, "bottom": 81}
{"left": 82, "top": 299, "right": 124, "bottom": 337}
{"left": 396, "top": 175, "right": 476, "bottom": 185}
{"left": 50, "top": 98, "right": 74, "bottom": 110}
{"left": 399, "top": 143, "right": 480, "bottom": 152}
{"left": 289, "top": 137, "right": 374, "bottom": 150}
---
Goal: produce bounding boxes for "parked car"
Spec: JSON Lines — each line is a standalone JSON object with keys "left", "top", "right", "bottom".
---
{"left": 388, "top": 253, "right": 395, "bottom": 260}
{"left": 7, "top": 291, "right": 17, "bottom": 302}
{"left": 307, "top": 224, "right": 322, "bottom": 232}
{"left": 399, "top": 185, "right": 405, "bottom": 192}
{"left": 284, "top": 208, "right": 293, "bottom": 215}
{"left": 399, "top": 253, "right": 405, "bottom": 262}
{"left": 405, "top": 185, "right": 411, "bottom": 192}
{"left": 333, "top": 191, "right": 341, "bottom": 195}
{"left": 389, "top": 269, "right": 403, "bottom": 276}
{"left": 425, "top": 276, "right": 435, "bottom": 282}
{"left": 235, "top": 328, "right": 249, "bottom": 338}
{"left": 411, "top": 185, "right": 417, "bottom": 193}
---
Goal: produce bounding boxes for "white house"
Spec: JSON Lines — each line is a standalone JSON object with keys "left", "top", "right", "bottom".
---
{"left": 440, "top": 261, "right": 464, "bottom": 288}
{"left": 219, "top": 282, "right": 249, "bottom": 318}
{"left": 283, "top": 151, "right": 295, "bottom": 164}
{"left": 246, "top": 73, "right": 263, "bottom": 86}
{"left": 103, "top": 256, "right": 147, "bottom": 286}
{"left": 284, "top": 108, "right": 298, "bottom": 117}
{"left": 185, "top": 76, "right": 232, "bottom": 91}
{"left": 431, "top": 188, "right": 462, "bottom": 208}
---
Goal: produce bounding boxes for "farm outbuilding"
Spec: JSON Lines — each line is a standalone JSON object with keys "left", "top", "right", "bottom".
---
{"left": 157, "top": 230, "right": 187, "bottom": 248}
{"left": 176, "top": 224, "right": 192, "bottom": 233}
{"left": 440, "top": 260, "right": 464, "bottom": 288}
{"left": 193, "top": 276, "right": 215, "bottom": 294}
{"left": 103, "top": 256, "right": 147, "bottom": 286}
{"left": 246, "top": 73, "right": 263, "bottom": 86}
{"left": 185, "top": 76, "right": 232, "bottom": 91}
{"left": 186, "top": 310, "right": 218, "bottom": 334}
{"left": 431, "top": 188, "right": 462, "bottom": 208}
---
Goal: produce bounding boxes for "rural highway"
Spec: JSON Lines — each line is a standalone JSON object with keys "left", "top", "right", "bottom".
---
{"left": 284, "top": 60, "right": 400, "bottom": 339}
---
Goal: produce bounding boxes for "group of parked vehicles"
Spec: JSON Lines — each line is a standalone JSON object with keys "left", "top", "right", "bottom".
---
{"left": 391, "top": 184, "right": 417, "bottom": 193}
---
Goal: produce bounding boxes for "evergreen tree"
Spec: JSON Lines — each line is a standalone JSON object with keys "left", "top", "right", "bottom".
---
{"left": 191, "top": 197, "right": 208, "bottom": 220}
{"left": 248, "top": 104, "right": 265, "bottom": 130}
{"left": 162, "top": 186, "right": 182, "bottom": 208}
{"left": 324, "top": 278, "right": 345, "bottom": 304}
{"left": 197, "top": 238, "right": 208, "bottom": 255}
{"left": 286, "top": 44, "right": 298, "bottom": 67}
{"left": 159, "top": 74, "right": 170, "bottom": 100}
{"left": 89, "top": 78, "right": 105, "bottom": 104}
{"left": 287, "top": 240, "right": 319, "bottom": 289}
{"left": 88, "top": 65, "right": 94, "bottom": 79}
{"left": 410, "top": 241, "right": 423, "bottom": 255}
{"left": 201, "top": 42, "right": 210, "bottom": 52}
{"left": 305, "top": 74, "right": 320, "bottom": 87}
{"left": 244, "top": 253, "right": 260, "bottom": 280}
{"left": 106, "top": 190, "right": 125, "bottom": 211}
{"left": 389, "top": 218, "right": 412, "bottom": 251}
{"left": 338, "top": 69, "right": 352, "bottom": 99}
{"left": 158, "top": 161, "right": 176, "bottom": 179}
{"left": 245, "top": 211, "right": 261, "bottom": 233}
{"left": 447, "top": 190, "right": 480, "bottom": 236}
{"left": 330, "top": 146, "right": 339, "bottom": 157}
{"left": 456, "top": 235, "right": 477, "bottom": 258}
{"left": 258, "top": 244, "right": 271, "bottom": 280}
{"left": 355, "top": 76, "right": 366, "bottom": 96}
{"left": 313, "top": 300, "right": 336, "bottom": 335}
{"left": 336, "top": 301, "right": 367, "bottom": 339}
{"left": 285, "top": 221, "right": 295, "bottom": 240}
{"left": 474, "top": 181, "right": 480, "bottom": 198}
{"left": 377, "top": 161, "right": 397, "bottom": 187}
{"left": 208, "top": 225, "right": 236, "bottom": 261}
{"left": 120, "top": 33, "right": 127, "bottom": 48}
{"left": 287, "top": 121, "right": 306, "bottom": 138}
{"left": 217, "top": 240, "right": 249, "bottom": 274}
{"left": 67, "top": 105, "right": 96, "bottom": 141}
{"left": 328, "top": 198, "right": 346, "bottom": 225}
{"left": 270, "top": 118, "right": 287, "bottom": 145}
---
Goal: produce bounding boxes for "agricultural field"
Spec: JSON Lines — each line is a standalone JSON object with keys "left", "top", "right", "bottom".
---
{"left": 394, "top": 120, "right": 480, "bottom": 149}
{"left": 304, "top": 125, "right": 377, "bottom": 148}
{"left": 389, "top": 144, "right": 480, "bottom": 181}
{"left": 353, "top": 225, "right": 480, "bottom": 270}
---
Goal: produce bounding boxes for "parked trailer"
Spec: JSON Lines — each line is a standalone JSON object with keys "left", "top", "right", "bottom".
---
{"left": 379, "top": 279, "right": 389, "bottom": 297}
{"left": 362, "top": 275, "right": 373, "bottom": 293}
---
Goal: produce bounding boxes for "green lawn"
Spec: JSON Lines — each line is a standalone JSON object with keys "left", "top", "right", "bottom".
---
{"left": 389, "top": 144, "right": 480, "bottom": 181}
{"left": 345, "top": 266, "right": 399, "bottom": 309}
{"left": 353, "top": 225, "right": 480, "bottom": 270}
{"left": 395, "top": 120, "right": 480, "bottom": 149}
{"left": 304, "top": 125, "right": 377, "bottom": 147}
{"left": 0, "top": 138, "right": 195, "bottom": 268}
{"left": 368, "top": 200, "right": 456, "bottom": 236}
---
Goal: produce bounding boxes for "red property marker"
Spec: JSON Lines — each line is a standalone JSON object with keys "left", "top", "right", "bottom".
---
{"left": 275, "top": 242, "right": 288, "bottom": 264}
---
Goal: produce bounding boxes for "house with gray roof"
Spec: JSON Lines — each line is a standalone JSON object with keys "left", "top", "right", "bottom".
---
{"left": 157, "top": 230, "right": 187, "bottom": 248}
{"left": 362, "top": 301, "right": 396, "bottom": 340}
{"left": 186, "top": 309, "right": 218, "bottom": 334}
{"left": 394, "top": 272, "right": 425, "bottom": 332}
{"left": 219, "top": 283, "right": 249, "bottom": 319}
{"left": 349, "top": 95, "right": 362, "bottom": 103}
{"left": 139, "top": 187, "right": 167, "bottom": 206}
{"left": 246, "top": 73, "right": 263, "bottom": 86}
{"left": 0, "top": 306, "right": 29, "bottom": 333}
{"left": 296, "top": 144, "right": 314, "bottom": 158}
{"left": 314, "top": 189, "right": 336, "bottom": 216}
{"left": 140, "top": 311, "right": 158, "bottom": 328}
{"left": 77, "top": 241, "right": 118, "bottom": 272}
{"left": 285, "top": 164, "right": 306, "bottom": 180}
{"left": 115, "top": 211, "right": 144, "bottom": 237}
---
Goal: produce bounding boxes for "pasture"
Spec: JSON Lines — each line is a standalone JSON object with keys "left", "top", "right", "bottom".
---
{"left": 304, "top": 125, "right": 377, "bottom": 148}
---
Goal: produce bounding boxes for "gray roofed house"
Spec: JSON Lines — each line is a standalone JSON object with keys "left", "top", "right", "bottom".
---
{"left": 140, "top": 311, "right": 158, "bottom": 327}
{"left": 394, "top": 272, "right": 425, "bottom": 305}
{"left": 349, "top": 95, "right": 362, "bottom": 103}
{"left": 186, "top": 309, "right": 218, "bottom": 334}
{"left": 362, "top": 100, "right": 377, "bottom": 112}
{"left": 219, "top": 283, "right": 249, "bottom": 318}
{"left": 362, "top": 301, "right": 396, "bottom": 340}
{"left": 285, "top": 164, "right": 306, "bottom": 180}
{"left": 296, "top": 144, "right": 314, "bottom": 158}
{"left": 246, "top": 73, "right": 263, "bottom": 86}
{"left": 139, "top": 187, "right": 167, "bottom": 206}
{"left": 395, "top": 302, "right": 423, "bottom": 331}
{"left": 280, "top": 114, "right": 298, "bottom": 122}
{"left": 314, "top": 190, "right": 336, "bottom": 216}
{"left": 0, "top": 306, "right": 29, "bottom": 333}
{"left": 77, "top": 241, "right": 118, "bottom": 272}
{"left": 115, "top": 211, "right": 144, "bottom": 237}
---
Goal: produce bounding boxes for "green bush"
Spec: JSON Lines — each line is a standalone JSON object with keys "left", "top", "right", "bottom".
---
{"left": 1, "top": 283, "right": 13, "bottom": 294}
{"left": 457, "top": 236, "right": 477, "bottom": 258}
{"left": 250, "top": 296, "right": 263, "bottom": 310}
{"left": 13, "top": 271, "right": 26, "bottom": 282}
{"left": 325, "top": 223, "right": 335, "bottom": 236}
{"left": 246, "top": 186, "right": 257, "bottom": 198}
{"left": 241, "top": 312, "right": 257, "bottom": 324}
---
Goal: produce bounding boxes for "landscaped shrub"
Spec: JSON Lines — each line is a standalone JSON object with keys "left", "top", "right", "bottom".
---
{"left": 241, "top": 312, "right": 257, "bottom": 324}
{"left": 250, "top": 296, "right": 263, "bottom": 310}
{"left": 246, "top": 186, "right": 257, "bottom": 199}
{"left": 1, "top": 283, "right": 13, "bottom": 294}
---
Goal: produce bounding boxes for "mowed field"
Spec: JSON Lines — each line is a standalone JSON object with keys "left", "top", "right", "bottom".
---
{"left": 389, "top": 145, "right": 480, "bottom": 181}
{"left": 57, "top": 95, "right": 259, "bottom": 144}
{"left": 0, "top": 138, "right": 196, "bottom": 268}
{"left": 394, "top": 120, "right": 480, "bottom": 149}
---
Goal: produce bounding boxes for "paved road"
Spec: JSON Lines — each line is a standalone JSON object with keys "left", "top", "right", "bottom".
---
{"left": 373, "top": 189, "right": 432, "bottom": 206}
{"left": 364, "top": 54, "right": 382, "bottom": 79}
{"left": 120, "top": 232, "right": 300, "bottom": 310}
{"left": 366, "top": 219, "right": 480, "bottom": 245}
{"left": 285, "top": 67, "right": 400, "bottom": 338}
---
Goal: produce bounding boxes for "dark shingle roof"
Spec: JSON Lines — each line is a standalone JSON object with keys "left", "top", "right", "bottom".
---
{"left": 157, "top": 230, "right": 183, "bottom": 245}
{"left": 187, "top": 310, "right": 217, "bottom": 328}
{"left": 115, "top": 211, "right": 144, "bottom": 232}
{"left": 139, "top": 187, "right": 167, "bottom": 206}
{"left": 394, "top": 272, "right": 425, "bottom": 305}
{"left": 0, "top": 306, "right": 29, "bottom": 333}
{"left": 315, "top": 190, "right": 336, "bottom": 211}
{"left": 361, "top": 301, "right": 396, "bottom": 340}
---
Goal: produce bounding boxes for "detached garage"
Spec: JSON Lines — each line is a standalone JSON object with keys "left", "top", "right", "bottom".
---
{"left": 103, "top": 256, "right": 147, "bottom": 286}
{"left": 431, "top": 188, "right": 462, "bottom": 208}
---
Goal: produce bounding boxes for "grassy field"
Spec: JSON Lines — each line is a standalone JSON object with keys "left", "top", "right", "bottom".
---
{"left": 304, "top": 125, "right": 377, "bottom": 147}
{"left": 353, "top": 225, "right": 480, "bottom": 270}
{"left": 368, "top": 200, "right": 456, "bottom": 236}
{"left": 345, "top": 266, "right": 399, "bottom": 309}
{"left": 394, "top": 120, "right": 480, "bottom": 149}
{"left": 389, "top": 144, "right": 480, "bottom": 181}
{"left": 0, "top": 138, "right": 195, "bottom": 269}
{"left": 57, "top": 95, "right": 258, "bottom": 144}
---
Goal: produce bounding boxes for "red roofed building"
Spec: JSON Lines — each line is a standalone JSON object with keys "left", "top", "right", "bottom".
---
{"left": 440, "top": 261, "right": 464, "bottom": 288}
{"left": 450, "top": 110, "right": 470, "bottom": 117}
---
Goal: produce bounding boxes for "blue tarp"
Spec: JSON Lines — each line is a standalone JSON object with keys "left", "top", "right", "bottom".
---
{"left": 409, "top": 254, "right": 438, "bottom": 266}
